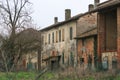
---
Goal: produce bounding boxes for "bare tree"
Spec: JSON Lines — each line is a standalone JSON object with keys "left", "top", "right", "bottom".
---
{"left": 0, "top": 28, "right": 41, "bottom": 79}
{"left": 0, "top": 0, "right": 41, "bottom": 79}
{"left": 0, "top": 0, "right": 32, "bottom": 34}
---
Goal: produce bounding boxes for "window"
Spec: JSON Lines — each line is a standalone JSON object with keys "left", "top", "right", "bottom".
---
{"left": 82, "top": 39, "right": 86, "bottom": 53}
{"left": 59, "top": 30, "right": 61, "bottom": 42}
{"left": 70, "top": 52, "right": 74, "bottom": 66}
{"left": 56, "top": 31, "right": 58, "bottom": 42}
{"left": 48, "top": 34, "right": 50, "bottom": 44}
{"left": 42, "top": 36, "right": 44, "bottom": 44}
{"left": 62, "top": 29, "right": 64, "bottom": 41}
{"left": 52, "top": 32, "right": 54, "bottom": 43}
{"left": 45, "top": 34, "right": 47, "bottom": 44}
{"left": 62, "top": 52, "right": 64, "bottom": 64}
{"left": 82, "top": 39, "right": 85, "bottom": 46}
{"left": 70, "top": 27, "right": 73, "bottom": 40}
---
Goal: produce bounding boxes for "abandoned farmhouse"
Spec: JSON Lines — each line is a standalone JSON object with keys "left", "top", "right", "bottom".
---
{"left": 38, "top": 0, "right": 120, "bottom": 71}
{"left": 3, "top": 0, "right": 120, "bottom": 71}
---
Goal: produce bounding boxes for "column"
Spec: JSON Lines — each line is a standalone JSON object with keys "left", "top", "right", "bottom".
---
{"left": 117, "top": 6, "right": 120, "bottom": 69}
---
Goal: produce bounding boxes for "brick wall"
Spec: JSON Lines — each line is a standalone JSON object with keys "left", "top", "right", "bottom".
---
{"left": 97, "top": 13, "right": 105, "bottom": 63}
{"left": 98, "top": 8, "right": 119, "bottom": 69}
{"left": 77, "top": 13, "right": 97, "bottom": 36}
{"left": 77, "top": 37, "right": 96, "bottom": 69}
{"left": 77, "top": 40, "right": 82, "bottom": 56}
{"left": 117, "top": 6, "right": 120, "bottom": 69}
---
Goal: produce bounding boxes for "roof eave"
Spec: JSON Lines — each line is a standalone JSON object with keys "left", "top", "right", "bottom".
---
{"left": 74, "top": 34, "right": 97, "bottom": 39}
{"left": 91, "top": 0, "right": 120, "bottom": 12}
{"left": 40, "top": 11, "right": 95, "bottom": 31}
{"left": 40, "top": 17, "right": 79, "bottom": 31}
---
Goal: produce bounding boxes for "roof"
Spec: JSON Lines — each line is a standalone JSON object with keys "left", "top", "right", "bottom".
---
{"left": 42, "top": 55, "right": 61, "bottom": 61}
{"left": 16, "top": 28, "right": 41, "bottom": 43}
{"left": 40, "top": 14, "right": 82, "bottom": 31}
{"left": 74, "top": 27, "right": 97, "bottom": 39}
{"left": 40, "top": 10, "right": 96, "bottom": 31}
{"left": 92, "top": 0, "right": 120, "bottom": 12}
{"left": 40, "top": 0, "right": 120, "bottom": 31}
{"left": 15, "top": 28, "right": 41, "bottom": 51}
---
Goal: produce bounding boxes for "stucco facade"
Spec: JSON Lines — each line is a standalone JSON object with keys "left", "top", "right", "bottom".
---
{"left": 40, "top": 2, "right": 99, "bottom": 69}
{"left": 26, "top": 51, "right": 38, "bottom": 70}
{"left": 40, "top": 0, "right": 100, "bottom": 69}
{"left": 16, "top": 51, "right": 38, "bottom": 71}
{"left": 41, "top": 21, "right": 77, "bottom": 69}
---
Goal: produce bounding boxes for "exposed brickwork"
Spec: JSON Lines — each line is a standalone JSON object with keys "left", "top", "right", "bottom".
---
{"left": 76, "top": 13, "right": 97, "bottom": 69}
{"left": 117, "top": 6, "right": 120, "bottom": 69}
{"left": 77, "top": 37, "right": 96, "bottom": 69}
{"left": 84, "top": 38, "right": 94, "bottom": 64}
{"left": 98, "top": 10, "right": 118, "bottom": 70}
{"left": 98, "top": 7, "right": 120, "bottom": 70}
{"left": 77, "top": 13, "right": 97, "bottom": 36}
{"left": 77, "top": 40, "right": 82, "bottom": 57}
{"left": 97, "top": 13, "right": 105, "bottom": 63}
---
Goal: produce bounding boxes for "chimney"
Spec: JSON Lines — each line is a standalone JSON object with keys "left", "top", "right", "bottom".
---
{"left": 54, "top": 17, "right": 58, "bottom": 24}
{"left": 94, "top": 0, "right": 100, "bottom": 8}
{"left": 88, "top": 4, "right": 94, "bottom": 11}
{"left": 65, "top": 9, "right": 71, "bottom": 20}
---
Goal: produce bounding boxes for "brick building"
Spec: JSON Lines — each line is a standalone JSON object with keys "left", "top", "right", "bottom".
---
{"left": 75, "top": 11, "right": 97, "bottom": 70}
{"left": 75, "top": 28, "right": 97, "bottom": 70}
{"left": 92, "top": 0, "right": 120, "bottom": 70}
{"left": 40, "top": 0, "right": 98, "bottom": 70}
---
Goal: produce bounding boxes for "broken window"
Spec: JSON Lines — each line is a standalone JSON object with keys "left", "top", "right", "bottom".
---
{"left": 112, "top": 56, "right": 117, "bottom": 69}
{"left": 56, "top": 31, "right": 58, "bottom": 42}
{"left": 48, "top": 34, "right": 50, "bottom": 44}
{"left": 42, "top": 35, "right": 44, "bottom": 45}
{"left": 62, "top": 52, "right": 64, "bottom": 64}
{"left": 70, "top": 27, "right": 73, "bottom": 40}
{"left": 70, "top": 52, "right": 74, "bottom": 66}
{"left": 62, "top": 29, "right": 64, "bottom": 41}
{"left": 59, "top": 30, "right": 61, "bottom": 42}
{"left": 52, "top": 32, "right": 54, "bottom": 43}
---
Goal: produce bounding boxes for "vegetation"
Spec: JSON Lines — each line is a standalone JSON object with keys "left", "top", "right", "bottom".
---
{"left": 0, "top": 72, "right": 36, "bottom": 80}
{"left": 0, "top": 0, "right": 41, "bottom": 80}
{"left": 0, "top": 71, "right": 120, "bottom": 80}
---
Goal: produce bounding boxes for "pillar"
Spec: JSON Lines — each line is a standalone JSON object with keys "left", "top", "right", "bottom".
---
{"left": 97, "top": 13, "right": 105, "bottom": 61}
{"left": 117, "top": 6, "right": 120, "bottom": 69}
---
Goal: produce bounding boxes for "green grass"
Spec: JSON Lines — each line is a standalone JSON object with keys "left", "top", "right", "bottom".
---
{"left": 0, "top": 72, "right": 36, "bottom": 80}
{"left": 0, "top": 72, "right": 7, "bottom": 80}
{"left": 39, "top": 72, "right": 55, "bottom": 80}
{"left": 16, "top": 72, "right": 36, "bottom": 80}
{"left": 0, "top": 71, "right": 120, "bottom": 80}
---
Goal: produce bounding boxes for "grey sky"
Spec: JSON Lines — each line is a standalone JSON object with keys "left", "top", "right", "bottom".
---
{"left": 30, "top": 0, "right": 107, "bottom": 29}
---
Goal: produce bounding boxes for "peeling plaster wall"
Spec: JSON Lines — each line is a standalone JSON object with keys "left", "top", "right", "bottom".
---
{"left": 41, "top": 21, "right": 77, "bottom": 68}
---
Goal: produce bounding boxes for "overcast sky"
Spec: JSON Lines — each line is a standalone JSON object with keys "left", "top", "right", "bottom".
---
{"left": 30, "top": 0, "right": 107, "bottom": 29}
